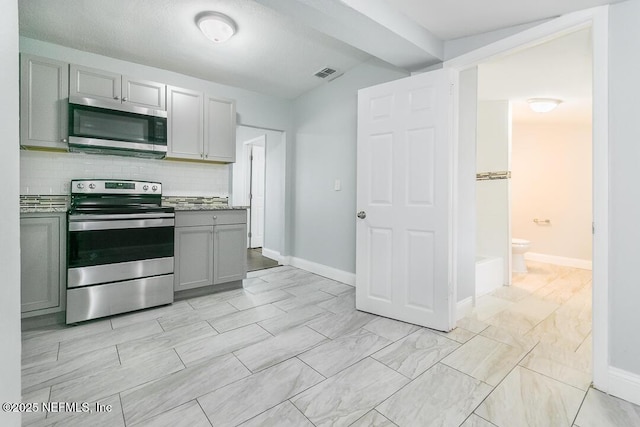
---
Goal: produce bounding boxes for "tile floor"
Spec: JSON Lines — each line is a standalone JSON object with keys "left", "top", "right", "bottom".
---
{"left": 20, "top": 262, "right": 640, "bottom": 426}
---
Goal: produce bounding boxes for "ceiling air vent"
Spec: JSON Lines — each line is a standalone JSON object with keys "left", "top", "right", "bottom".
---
{"left": 314, "top": 67, "right": 338, "bottom": 79}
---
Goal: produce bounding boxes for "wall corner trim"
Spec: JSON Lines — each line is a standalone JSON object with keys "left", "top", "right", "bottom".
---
{"left": 607, "top": 366, "right": 640, "bottom": 407}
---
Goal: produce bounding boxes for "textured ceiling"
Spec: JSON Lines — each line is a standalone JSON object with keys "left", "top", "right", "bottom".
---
{"left": 19, "top": 0, "right": 617, "bottom": 99}
{"left": 18, "top": 0, "right": 371, "bottom": 99}
{"left": 478, "top": 28, "right": 592, "bottom": 124}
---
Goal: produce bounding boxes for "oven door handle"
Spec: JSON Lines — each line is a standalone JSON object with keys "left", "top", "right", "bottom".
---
{"left": 68, "top": 218, "right": 175, "bottom": 231}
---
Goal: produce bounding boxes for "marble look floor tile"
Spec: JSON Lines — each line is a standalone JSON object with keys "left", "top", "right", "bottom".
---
{"left": 156, "top": 309, "right": 208, "bottom": 331}
{"left": 349, "top": 410, "right": 396, "bottom": 427}
{"left": 50, "top": 349, "right": 184, "bottom": 403}
{"left": 121, "top": 353, "right": 249, "bottom": 425}
{"left": 187, "top": 288, "right": 247, "bottom": 310}
{"left": 273, "top": 290, "right": 334, "bottom": 312}
{"left": 372, "top": 329, "right": 460, "bottom": 379}
{"left": 175, "top": 323, "right": 271, "bottom": 367}
{"left": 258, "top": 305, "right": 331, "bottom": 335}
{"left": 307, "top": 310, "right": 376, "bottom": 339}
{"left": 191, "top": 301, "right": 238, "bottom": 321}
{"left": 441, "top": 335, "right": 526, "bottom": 386}
{"left": 22, "top": 346, "right": 120, "bottom": 393}
{"left": 509, "top": 296, "right": 560, "bottom": 322}
{"left": 244, "top": 278, "right": 297, "bottom": 294}
{"left": 227, "top": 289, "right": 291, "bottom": 310}
{"left": 246, "top": 265, "right": 294, "bottom": 279}
{"left": 456, "top": 316, "right": 490, "bottom": 334}
{"left": 293, "top": 358, "right": 408, "bottom": 427}
{"left": 485, "top": 309, "right": 540, "bottom": 335}
{"left": 198, "top": 358, "right": 324, "bottom": 426}
{"left": 362, "top": 317, "right": 420, "bottom": 342}
{"left": 490, "top": 285, "right": 531, "bottom": 302}
{"left": 21, "top": 387, "right": 50, "bottom": 426}
{"left": 377, "top": 363, "right": 492, "bottom": 427}
{"left": 460, "top": 414, "right": 498, "bottom": 427}
{"left": 22, "top": 342, "right": 59, "bottom": 369}
{"left": 235, "top": 326, "right": 327, "bottom": 372}
{"left": 260, "top": 268, "right": 316, "bottom": 283}
{"left": 433, "top": 326, "right": 476, "bottom": 344}
{"left": 479, "top": 325, "right": 539, "bottom": 351}
{"left": 210, "top": 304, "right": 285, "bottom": 333}
{"left": 110, "top": 302, "right": 193, "bottom": 329}
{"left": 57, "top": 319, "right": 163, "bottom": 359}
{"left": 534, "top": 276, "right": 588, "bottom": 304}
{"left": 471, "top": 295, "right": 513, "bottom": 321}
{"left": 476, "top": 366, "right": 585, "bottom": 427}
{"left": 238, "top": 401, "right": 313, "bottom": 427}
{"left": 526, "top": 311, "right": 590, "bottom": 352}
{"left": 27, "top": 393, "right": 124, "bottom": 427}
{"left": 574, "top": 388, "right": 640, "bottom": 427}
{"left": 317, "top": 293, "right": 356, "bottom": 314}
{"left": 116, "top": 321, "right": 217, "bottom": 363}
{"left": 309, "top": 279, "right": 354, "bottom": 297}
{"left": 130, "top": 400, "right": 212, "bottom": 427}
{"left": 299, "top": 328, "right": 391, "bottom": 377}
{"left": 519, "top": 350, "right": 591, "bottom": 390}
{"left": 22, "top": 319, "right": 113, "bottom": 358}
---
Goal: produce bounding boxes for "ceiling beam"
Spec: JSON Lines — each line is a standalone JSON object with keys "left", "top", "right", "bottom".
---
{"left": 256, "top": 0, "right": 444, "bottom": 71}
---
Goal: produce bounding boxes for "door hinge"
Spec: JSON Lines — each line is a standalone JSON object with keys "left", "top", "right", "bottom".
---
{"left": 248, "top": 231, "right": 252, "bottom": 238}
{"left": 592, "top": 222, "right": 595, "bottom": 234}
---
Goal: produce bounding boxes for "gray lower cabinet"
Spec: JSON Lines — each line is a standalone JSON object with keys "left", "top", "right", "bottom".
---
{"left": 174, "top": 210, "right": 247, "bottom": 292}
{"left": 20, "top": 213, "right": 66, "bottom": 317}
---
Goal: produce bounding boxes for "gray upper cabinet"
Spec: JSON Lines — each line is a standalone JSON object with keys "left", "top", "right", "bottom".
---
{"left": 70, "top": 64, "right": 166, "bottom": 110}
{"left": 167, "top": 86, "right": 236, "bottom": 163}
{"left": 20, "top": 54, "right": 69, "bottom": 149}
{"left": 167, "top": 86, "right": 204, "bottom": 160}
{"left": 205, "top": 95, "right": 236, "bottom": 162}
{"left": 20, "top": 213, "right": 66, "bottom": 317}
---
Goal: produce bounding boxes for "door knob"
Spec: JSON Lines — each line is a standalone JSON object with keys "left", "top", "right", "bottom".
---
{"left": 357, "top": 211, "right": 366, "bottom": 219}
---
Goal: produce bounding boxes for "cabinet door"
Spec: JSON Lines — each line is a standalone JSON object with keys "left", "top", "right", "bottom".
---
{"left": 21, "top": 216, "right": 63, "bottom": 313}
{"left": 167, "top": 86, "right": 204, "bottom": 160}
{"left": 205, "top": 95, "right": 236, "bottom": 162}
{"left": 122, "top": 76, "right": 166, "bottom": 110}
{"left": 174, "top": 226, "right": 214, "bottom": 292}
{"left": 214, "top": 224, "right": 248, "bottom": 285}
{"left": 20, "top": 54, "right": 69, "bottom": 149}
{"left": 70, "top": 65, "right": 121, "bottom": 103}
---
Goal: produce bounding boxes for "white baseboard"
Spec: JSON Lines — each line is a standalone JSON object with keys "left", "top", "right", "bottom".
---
{"left": 607, "top": 366, "right": 640, "bottom": 407}
{"left": 456, "top": 297, "right": 473, "bottom": 321}
{"left": 261, "top": 247, "right": 283, "bottom": 263}
{"left": 525, "top": 252, "right": 592, "bottom": 270}
{"left": 287, "top": 256, "right": 356, "bottom": 286}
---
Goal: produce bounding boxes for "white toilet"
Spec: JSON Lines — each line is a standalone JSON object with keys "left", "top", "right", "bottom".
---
{"left": 512, "top": 238, "right": 531, "bottom": 273}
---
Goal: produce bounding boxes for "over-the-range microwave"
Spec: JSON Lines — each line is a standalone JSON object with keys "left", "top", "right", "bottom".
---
{"left": 68, "top": 96, "right": 168, "bottom": 159}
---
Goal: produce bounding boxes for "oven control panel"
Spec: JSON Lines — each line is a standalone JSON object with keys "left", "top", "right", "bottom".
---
{"left": 71, "top": 179, "right": 162, "bottom": 195}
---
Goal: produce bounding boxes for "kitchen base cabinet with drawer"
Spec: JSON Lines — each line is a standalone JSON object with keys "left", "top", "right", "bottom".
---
{"left": 174, "top": 210, "right": 247, "bottom": 293}
{"left": 20, "top": 213, "right": 66, "bottom": 318}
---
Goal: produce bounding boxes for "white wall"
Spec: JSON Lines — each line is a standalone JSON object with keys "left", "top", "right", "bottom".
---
{"left": 291, "top": 58, "right": 408, "bottom": 273}
{"left": 233, "top": 126, "right": 286, "bottom": 255}
{"left": 511, "top": 121, "right": 592, "bottom": 261}
{"left": 609, "top": 0, "right": 640, "bottom": 376}
{"left": 476, "top": 100, "right": 511, "bottom": 286}
{"left": 0, "top": 0, "right": 22, "bottom": 425}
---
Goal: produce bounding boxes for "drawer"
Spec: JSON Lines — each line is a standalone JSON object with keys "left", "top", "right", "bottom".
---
{"left": 175, "top": 209, "right": 247, "bottom": 227}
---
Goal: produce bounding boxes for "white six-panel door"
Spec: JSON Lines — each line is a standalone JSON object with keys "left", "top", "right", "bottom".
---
{"left": 355, "top": 69, "right": 454, "bottom": 332}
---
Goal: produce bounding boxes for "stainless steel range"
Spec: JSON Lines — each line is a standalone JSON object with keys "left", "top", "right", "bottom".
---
{"left": 66, "top": 179, "right": 175, "bottom": 324}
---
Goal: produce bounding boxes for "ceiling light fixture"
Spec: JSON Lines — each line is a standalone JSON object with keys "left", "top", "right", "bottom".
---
{"left": 527, "top": 98, "right": 562, "bottom": 113}
{"left": 197, "top": 12, "right": 237, "bottom": 43}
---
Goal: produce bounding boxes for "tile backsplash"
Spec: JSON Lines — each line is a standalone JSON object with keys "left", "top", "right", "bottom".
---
{"left": 20, "top": 150, "right": 230, "bottom": 196}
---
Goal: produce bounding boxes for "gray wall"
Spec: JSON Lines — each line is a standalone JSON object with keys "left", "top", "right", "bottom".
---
{"left": 0, "top": 0, "right": 22, "bottom": 425}
{"left": 609, "top": 0, "right": 640, "bottom": 375}
{"left": 290, "top": 59, "right": 408, "bottom": 272}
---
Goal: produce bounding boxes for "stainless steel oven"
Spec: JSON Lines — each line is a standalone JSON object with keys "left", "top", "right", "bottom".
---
{"left": 66, "top": 179, "right": 174, "bottom": 323}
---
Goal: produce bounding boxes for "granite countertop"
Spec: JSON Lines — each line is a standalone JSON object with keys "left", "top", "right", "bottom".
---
{"left": 171, "top": 204, "right": 249, "bottom": 211}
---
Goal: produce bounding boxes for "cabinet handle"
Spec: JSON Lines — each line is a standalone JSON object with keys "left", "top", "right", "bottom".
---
{"left": 122, "top": 97, "right": 128, "bottom": 102}
{"left": 114, "top": 96, "right": 120, "bottom": 100}
{"left": 213, "top": 216, "right": 218, "bottom": 220}
{"left": 61, "top": 138, "right": 68, "bottom": 143}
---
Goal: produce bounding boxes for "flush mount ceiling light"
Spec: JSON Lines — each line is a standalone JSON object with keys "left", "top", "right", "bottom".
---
{"left": 527, "top": 98, "right": 562, "bottom": 113}
{"left": 197, "top": 12, "right": 237, "bottom": 43}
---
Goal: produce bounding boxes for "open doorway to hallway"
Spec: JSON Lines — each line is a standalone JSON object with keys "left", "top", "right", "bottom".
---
{"left": 232, "top": 125, "right": 286, "bottom": 272}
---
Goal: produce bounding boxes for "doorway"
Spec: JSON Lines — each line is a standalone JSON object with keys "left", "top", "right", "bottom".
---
{"left": 447, "top": 7, "right": 608, "bottom": 391}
